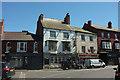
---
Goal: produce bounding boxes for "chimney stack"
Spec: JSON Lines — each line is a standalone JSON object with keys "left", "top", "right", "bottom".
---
{"left": 108, "top": 21, "right": 112, "bottom": 28}
{"left": 88, "top": 20, "right": 91, "bottom": 26}
{"left": 64, "top": 13, "right": 70, "bottom": 24}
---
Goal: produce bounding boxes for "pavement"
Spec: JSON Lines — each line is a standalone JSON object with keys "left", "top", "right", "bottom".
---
{"left": 15, "top": 65, "right": 117, "bottom": 72}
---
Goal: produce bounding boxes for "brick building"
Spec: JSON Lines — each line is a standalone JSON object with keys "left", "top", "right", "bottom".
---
{"left": 83, "top": 21, "right": 120, "bottom": 65}
{"left": 1, "top": 20, "right": 43, "bottom": 70}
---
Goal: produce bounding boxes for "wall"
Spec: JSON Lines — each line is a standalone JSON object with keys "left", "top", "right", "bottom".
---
{"left": 43, "top": 28, "right": 76, "bottom": 54}
{"left": 76, "top": 32, "right": 98, "bottom": 54}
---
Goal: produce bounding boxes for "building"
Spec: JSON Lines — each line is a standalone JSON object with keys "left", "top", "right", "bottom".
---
{"left": 36, "top": 13, "right": 98, "bottom": 68}
{"left": 36, "top": 13, "right": 76, "bottom": 68}
{"left": 83, "top": 20, "right": 120, "bottom": 65}
{"left": 73, "top": 27, "right": 98, "bottom": 63}
{"left": 1, "top": 20, "right": 43, "bottom": 70}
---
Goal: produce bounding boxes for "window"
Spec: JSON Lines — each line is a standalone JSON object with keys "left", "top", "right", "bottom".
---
{"left": 6, "top": 42, "right": 11, "bottom": 53}
{"left": 33, "top": 42, "right": 38, "bottom": 53}
{"left": 115, "top": 34, "right": 117, "bottom": 39}
{"left": 82, "top": 46, "right": 86, "bottom": 53}
{"left": 55, "top": 57, "right": 57, "bottom": 63}
{"left": 17, "top": 42, "right": 27, "bottom": 52}
{"left": 63, "top": 42, "right": 70, "bottom": 51}
{"left": 108, "top": 33, "right": 110, "bottom": 38}
{"left": 115, "top": 43, "right": 120, "bottom": 49}
{"left": 102, "top": 41, "right": 111, "bottom": 49}
{"left": 101, "top": 32, "right": 104, "bottom": 38}
{"left": 89, "top": 36, "right": 93, "bottom": 41}
{"left": 48, "top": 41, "right": 57, "bottom": 51}
{"left": 90, "top": 47, "right": 94, "bottom": 53}
{"left": 50, "top": 31, "right": 56, "bottom": 38}
{"left": 63, "top": 32, "right": 69, "bottom": 39}
{"left": 81, "top": 35, "right": 85, "bottom": 41}
{"left": 45, "top": 41, "right": 47, "bottom": 46}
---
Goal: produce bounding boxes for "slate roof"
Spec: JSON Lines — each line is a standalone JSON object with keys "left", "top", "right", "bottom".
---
{"left": 42, "top": 18, "right": 95, "bottom": 34}
{"left": 91, "top": 24, "right": 120, "bottom": 32}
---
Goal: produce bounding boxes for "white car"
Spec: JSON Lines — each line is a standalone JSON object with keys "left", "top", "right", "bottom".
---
{"left": 85, "top": 59, "right": 106, "bottom": 68}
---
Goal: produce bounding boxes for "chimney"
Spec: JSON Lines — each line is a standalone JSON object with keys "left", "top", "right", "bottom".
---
{"left": 36, "top": 14, "right": 44, "bottom": 36}
{"left": 88, "top": 20, "right": 91, "bottom": 26}
{"left": 64, "top": 13, "right": 70, "bottom": 24}
{"left": 39, "top": 14, "right": 43, "bottom": 21}
{"left": 108, "top": 21, "right": 112, "bottom": 28}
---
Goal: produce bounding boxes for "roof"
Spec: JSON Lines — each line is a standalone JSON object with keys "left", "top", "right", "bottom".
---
{"left": 71, "top": 27, "right": 95, "bottom": 34}
{"left": 2, "top": 32, "right": 35, "bottom": 41}
{"left": 42, "top": 18, "right": 72, "bottom": 31}
{"left": 91, "top": 24, "right": 120, "bottom": 32}
{"left": 42, "top": 18, "right": 95, "bottom": 34}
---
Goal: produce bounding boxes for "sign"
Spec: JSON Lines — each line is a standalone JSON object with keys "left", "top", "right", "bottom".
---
{"left": 78, "top": 54, "right": 98, "bottom": 58}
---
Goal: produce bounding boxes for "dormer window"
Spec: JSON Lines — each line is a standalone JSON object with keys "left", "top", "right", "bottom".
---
{"left": 6, "top": 42, "right": 11, "bottom": 53}
{"left": 33, "top": 42, "right": 38, "bottom": 53}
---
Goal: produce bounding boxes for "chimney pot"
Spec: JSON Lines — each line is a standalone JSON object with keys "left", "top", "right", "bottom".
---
{"left": 39, "top": 14, "right": 43, "bottom": 21}
{"left": 88, "top": 20, "right": 91, "bottom": 26}
{"left": 108, "top": 21, "right": 112, "bottom": 28}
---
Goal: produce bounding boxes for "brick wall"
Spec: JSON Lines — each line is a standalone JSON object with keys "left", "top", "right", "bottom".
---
{"left": 83, "top": 24, "right": 120, "bottom": 52}
{"left": 2, "top": 41, "right": 43, "bottom": 53}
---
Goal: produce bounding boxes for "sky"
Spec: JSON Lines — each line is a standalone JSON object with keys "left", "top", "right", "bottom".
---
{"left": 2, "top": 2, "right": 118, "bottom": 34}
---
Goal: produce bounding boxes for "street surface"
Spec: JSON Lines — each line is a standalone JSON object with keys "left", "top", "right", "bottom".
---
{"left": 11, "top": 66, "right": 117, "bottom": 79}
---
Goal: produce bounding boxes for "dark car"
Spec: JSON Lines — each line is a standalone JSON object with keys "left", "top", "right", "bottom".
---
{"left": 61, "top": 61, "right": 83, "bottom": 70}
{"left": 113, "top": 65, "right": 120, "bottom": 80}
{"left": 61, "top": 61, "right": 72, "bottom": 70}
{"left": 1, "top": 62, "right": 15, "bottom": 79}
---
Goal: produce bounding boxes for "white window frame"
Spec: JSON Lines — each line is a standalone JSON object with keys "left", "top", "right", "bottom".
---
{"left": 5, "top": 42, "right": 11, "bottom": 53}
{"left": 33, "top": 42, "right": 38, "bottom": 53}
{"left": 102, "top": 41, "right": 111, "bottom": 49}
{"left": 17, "top": 42, "right": 27, "bottom": 52}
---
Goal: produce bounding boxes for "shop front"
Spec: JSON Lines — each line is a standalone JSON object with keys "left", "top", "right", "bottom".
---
{"left": 4, "top": 53, "right": 43, "bottom": 70}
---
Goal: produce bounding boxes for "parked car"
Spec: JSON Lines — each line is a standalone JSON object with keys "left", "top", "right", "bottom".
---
{"left": 85, "top": 59, "right": 106, "bottom": 68}
{"left": 61, "top": 61, "right": 83, "bottom": 70}
{"left": 113, "top": 65, "right": 120, "bottom": 80}
{"left": 1, "top": 62, "right": 15, "bottom": 79}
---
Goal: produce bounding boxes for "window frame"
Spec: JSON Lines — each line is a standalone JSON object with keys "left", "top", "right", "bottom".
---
{"left": 33, "top": 42, "right": 38, "bottom": 53}
{"left": 89, "top": 36, "right": 93, "bottom": 41}
{"left": 50, "top": 31, "right": 56, "bottom": 38}
{"left": 108, "top": 33, "right": 110, "bottom": 39}
{"left": 6, "top": 42, "right": 11, "bottom": 53}
{"left": 62, "top": 42, "right": 70, "bottom": 51}
{"left": 63, "top": 32, "right": 69, "bottom": 39}
{"left": 101, "top": 32, "right": 104, "bottom": 38}
{"left": 82, "top": 46, "right": 86, "bottom": 53}
{"left": 48, "top": 41, "right": 57, "bottom": 51}
{"left": 17, "top": 42, "right": 27, "bottom": 52}
{"left": 81, "top": 35, "right": 85, "bottom": 41}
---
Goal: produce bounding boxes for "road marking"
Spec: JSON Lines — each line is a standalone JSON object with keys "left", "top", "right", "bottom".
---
{"left": 19, "top": 72, "right": 26, "bottom": 79}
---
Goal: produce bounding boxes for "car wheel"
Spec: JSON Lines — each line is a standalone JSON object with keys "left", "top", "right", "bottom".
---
{"left": 102, "top": 65, "right": 105, "bottom": 68}
{"left": 91, "top": 65, "right": 95, "bottom": 68}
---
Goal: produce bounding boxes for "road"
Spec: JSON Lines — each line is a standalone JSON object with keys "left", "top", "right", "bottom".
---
{"left": 11, "top": 66, "right": 117, "bottom": 79}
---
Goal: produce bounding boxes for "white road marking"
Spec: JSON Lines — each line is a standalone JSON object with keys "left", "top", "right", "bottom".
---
{"left": 19, "top": 72, "right": 26, "bottom": 79}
